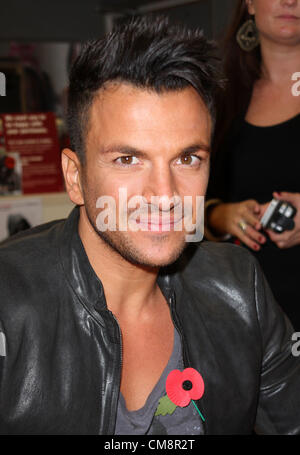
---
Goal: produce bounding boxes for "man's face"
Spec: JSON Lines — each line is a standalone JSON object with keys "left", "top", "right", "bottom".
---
{"left": 80, "top": 82, "right": 211, "bottom": 268}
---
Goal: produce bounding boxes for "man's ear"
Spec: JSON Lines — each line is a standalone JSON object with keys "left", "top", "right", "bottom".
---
{"left": 246, "top": 0, "right": 255, "bottom": 15}
{"left": 61, "top": 148, "right": 84, "bottom": 205}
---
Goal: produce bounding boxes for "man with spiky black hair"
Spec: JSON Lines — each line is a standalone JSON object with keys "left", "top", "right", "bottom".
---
{"left": 0, "top": 15, "right": 299, "bottom": 435}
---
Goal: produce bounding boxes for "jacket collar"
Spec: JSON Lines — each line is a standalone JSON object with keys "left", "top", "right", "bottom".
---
{"left": 59, "top": 205, "right": 107, "bottom": 313}
{"left": 58, "top": 205, "right": 175, "bottom": 313}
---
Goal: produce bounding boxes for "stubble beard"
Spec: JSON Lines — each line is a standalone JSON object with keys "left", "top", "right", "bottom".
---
{"left": 83, "top": 197, "right": 187, "bottom": 269}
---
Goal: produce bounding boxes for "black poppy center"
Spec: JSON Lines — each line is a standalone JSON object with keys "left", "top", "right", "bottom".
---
{"left": 182, "top": 380, "right": 193, "bottom": 391}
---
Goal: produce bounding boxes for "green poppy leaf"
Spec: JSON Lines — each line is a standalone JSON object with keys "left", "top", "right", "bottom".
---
{"left": 155, "top": 394, "right": 177, "bottom": 416}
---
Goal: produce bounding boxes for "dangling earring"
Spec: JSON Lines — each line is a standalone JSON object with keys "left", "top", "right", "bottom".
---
{"left": 236, "top": 17, "right": 260, "bottom": 52}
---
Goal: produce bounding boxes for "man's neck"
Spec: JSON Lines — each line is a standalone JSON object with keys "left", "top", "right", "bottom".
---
{"left": 78, "top": 206, "right": 162, "bottom": 318}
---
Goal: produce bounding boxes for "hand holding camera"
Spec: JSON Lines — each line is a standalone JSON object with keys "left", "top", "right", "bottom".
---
{"left": 260, "top": 198, "right": 297, "bottom": 233}
{"left": 260, "top": 192, "right": 300, "bottom": 249}
{"left": 206, "top": 192, "right": 300, "bottom": 252}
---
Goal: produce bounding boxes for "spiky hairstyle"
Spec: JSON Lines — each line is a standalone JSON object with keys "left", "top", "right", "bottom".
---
{"left": 67, "top": 15, "right": 224, "bottom": 164}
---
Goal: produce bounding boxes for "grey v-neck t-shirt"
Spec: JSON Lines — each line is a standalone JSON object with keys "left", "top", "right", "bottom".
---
{"left": 114, "top": 329, "right": 204, "bottom": 435}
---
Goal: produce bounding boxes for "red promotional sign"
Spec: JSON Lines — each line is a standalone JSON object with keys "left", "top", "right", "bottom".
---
{"left": 1, "top": 112, "right": 64, "bottom": 194}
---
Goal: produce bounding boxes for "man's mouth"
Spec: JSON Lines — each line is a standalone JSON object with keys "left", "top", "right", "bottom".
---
{"left": 276, "top": 14, "right": 299, "bottom": 20}
{"left": 136, "top": 214, "right": 184, "bottom": 231}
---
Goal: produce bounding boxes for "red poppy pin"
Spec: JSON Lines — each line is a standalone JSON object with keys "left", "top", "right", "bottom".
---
{"left": 155, "top": 368, "right": 205, "bottom": 421}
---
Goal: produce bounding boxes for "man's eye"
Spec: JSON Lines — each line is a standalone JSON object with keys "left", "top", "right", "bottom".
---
{"left": 115, "top": 156, "right": 139, "bottom": 165}
{"left": 177, "top": 155, "right": 201, "bottom": 166}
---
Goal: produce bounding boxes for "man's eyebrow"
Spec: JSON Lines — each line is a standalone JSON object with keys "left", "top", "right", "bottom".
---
{"left": 181, "top": 143, "right": 211, "bottom": 154}
{"left": 99, "top": 145, "right": 147, "bottom": 158}
{"left": 99, "top": 143, "right": 210, "bottom": 157}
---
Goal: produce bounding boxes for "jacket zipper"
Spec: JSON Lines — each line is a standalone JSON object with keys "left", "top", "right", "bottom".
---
{"left": 107, "top": 310, "right": 123, "bottom": 435}
{"left": 169, "top": 292, "right": 189, "bottom": 367}
{"left": 169, "top": 291, "right": 207, "bottom": 434}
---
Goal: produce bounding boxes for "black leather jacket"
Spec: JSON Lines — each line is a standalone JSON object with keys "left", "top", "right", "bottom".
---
{"left": 0, "top": 205, "right": 299, "bottom": 435}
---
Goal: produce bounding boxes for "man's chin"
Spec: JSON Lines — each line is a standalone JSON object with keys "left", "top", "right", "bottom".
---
{"left": 132, "top": 250, "right": 185, "bottom": 268}
{"left": 98, "top": 230, "right": 186, "bottom": 268}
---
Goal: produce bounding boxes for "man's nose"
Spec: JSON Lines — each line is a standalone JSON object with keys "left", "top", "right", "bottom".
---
{"left": 281, "top": 0, "right": 298, "bottom": 7}
{"left": 143, "top": 164, "right": 177, "bottom": 203}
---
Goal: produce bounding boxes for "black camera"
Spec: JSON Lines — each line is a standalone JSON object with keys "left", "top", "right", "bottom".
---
{"left": 260, "top": 198, "right": 297, "bottom": 233}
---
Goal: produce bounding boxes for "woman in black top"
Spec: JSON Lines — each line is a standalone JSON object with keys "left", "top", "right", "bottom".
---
{"left": 206, "top": 0, "right": 300, "bottom": 329}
